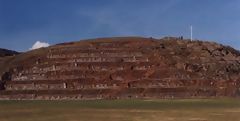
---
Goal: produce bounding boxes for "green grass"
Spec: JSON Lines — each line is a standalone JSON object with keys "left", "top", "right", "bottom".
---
{"left": 0, "top": 99, "right": 240, "bottom": 121}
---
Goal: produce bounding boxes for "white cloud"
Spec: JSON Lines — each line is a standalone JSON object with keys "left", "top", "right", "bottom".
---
{"left": 30, "top": 41, "right": 50, "bottom": 50}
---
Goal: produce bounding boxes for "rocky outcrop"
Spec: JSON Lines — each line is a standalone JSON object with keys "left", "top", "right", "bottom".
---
{"left": 0, "top": 37, "right": 240, "bottom": 100}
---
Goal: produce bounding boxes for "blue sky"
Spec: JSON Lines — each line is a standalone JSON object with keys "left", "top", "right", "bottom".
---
{"left": 0, "top": 0, "right": 240, "bottom": 52}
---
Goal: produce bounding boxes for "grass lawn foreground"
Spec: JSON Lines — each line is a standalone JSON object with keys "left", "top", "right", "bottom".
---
{"left": 0, "top": 99, "right": 240, "bottom": 121}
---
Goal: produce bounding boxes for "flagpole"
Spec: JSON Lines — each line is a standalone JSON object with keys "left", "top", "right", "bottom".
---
{"left": 190, "top": 25, "right": 193, "bottom": 41}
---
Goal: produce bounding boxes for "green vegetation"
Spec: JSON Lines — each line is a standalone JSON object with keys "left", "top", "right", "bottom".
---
{"left": 0, "top": 99, "right": 240, "bottom": 121}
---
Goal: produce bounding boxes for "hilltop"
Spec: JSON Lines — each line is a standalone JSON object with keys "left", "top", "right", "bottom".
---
{"left": 0, "top": 37, "right": 240, "bottom": 100}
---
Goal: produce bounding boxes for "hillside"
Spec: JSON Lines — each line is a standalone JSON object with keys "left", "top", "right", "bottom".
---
{"left": 0, "top": 37, "right": 240, "bottom": 100}
{"left": 0, "top": 48, "right": 19, "bottom": 57}
{"left": 0, "top": 48, "right": 19, "bottom": 80}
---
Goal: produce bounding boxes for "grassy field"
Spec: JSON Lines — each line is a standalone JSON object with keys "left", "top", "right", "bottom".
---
{"left": 0, "top": 99, "right": 240, "bottom": 121}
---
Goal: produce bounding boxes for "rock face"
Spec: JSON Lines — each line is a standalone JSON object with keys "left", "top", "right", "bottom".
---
{"left": 0, "top": 37, "right": 240, "bottom": 100}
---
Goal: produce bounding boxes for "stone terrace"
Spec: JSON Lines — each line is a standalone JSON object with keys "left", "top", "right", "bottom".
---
{"left": 0, "top": 37, "right": 240, "bottom": 100}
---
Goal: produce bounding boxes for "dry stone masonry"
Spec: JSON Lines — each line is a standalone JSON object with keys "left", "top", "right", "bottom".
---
{"left": 0, "top": 37, "right": 240, "bottom": 100}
